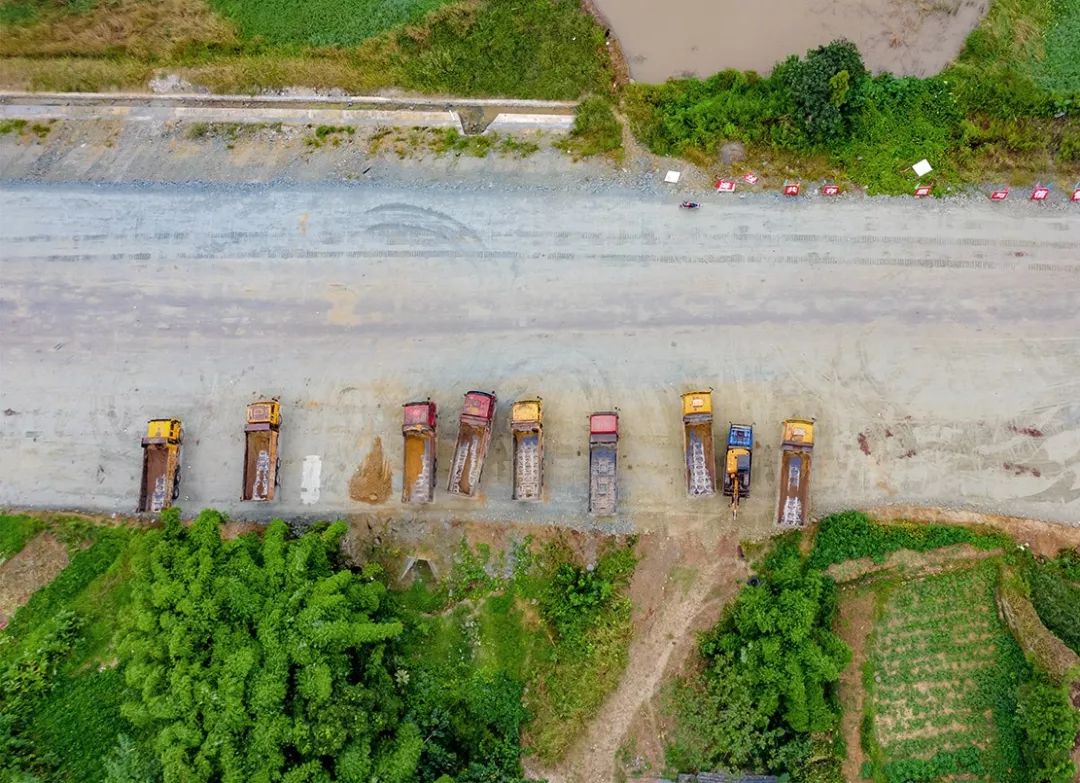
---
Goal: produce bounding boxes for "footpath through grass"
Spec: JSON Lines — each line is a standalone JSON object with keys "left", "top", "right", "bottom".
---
{"left": 0, "top": 0, "right": 612, "bottom": 99}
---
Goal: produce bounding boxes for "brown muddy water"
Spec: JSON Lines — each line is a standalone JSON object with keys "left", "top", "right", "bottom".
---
{"left": 593, "top": 0, "right": 988, "bottom": 81}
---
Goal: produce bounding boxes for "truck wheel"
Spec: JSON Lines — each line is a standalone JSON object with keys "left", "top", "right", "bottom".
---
{"left": 173, "top": 468, "right": 182, "bottom": 500}
{"left": 275, "top": 458, "right": 282, "bottom": 486}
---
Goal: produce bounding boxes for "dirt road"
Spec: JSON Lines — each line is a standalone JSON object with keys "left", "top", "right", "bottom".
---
{"left": 1, "top": 181, "right": 1079, "bottom": 536}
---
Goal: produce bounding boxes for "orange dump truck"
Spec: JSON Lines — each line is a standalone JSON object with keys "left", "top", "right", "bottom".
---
{"left": 242, "top": 400, "right": 281, "bottom": 502}
{"left": 777, "top": 418, "right": 814, "bottom": 527}
{"left": 402, "top": 400, "right": 438, "bottom": 504}
{"left": 588, "top": 412, "right": 619, "bottom": 516}
{"left": 447, "top": 391, "right": 497, "bottom": 497}
{"left": 681, "top": 391, "right": 717, "bottom": 497}
{"left": 511, "top": 399, "right": 544, "bottom": 501}
{"left": 138, "top": 418, "right": 182, "bottom": 512}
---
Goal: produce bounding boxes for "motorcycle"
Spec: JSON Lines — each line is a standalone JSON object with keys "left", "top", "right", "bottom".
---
{"left": 679, "top": 201, "right": 701, "bottom": 210}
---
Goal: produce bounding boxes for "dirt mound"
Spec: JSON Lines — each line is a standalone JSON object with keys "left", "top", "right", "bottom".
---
{"left": 0, "top": 532, "right": 69, "bottom": 618}
{"left": 349, "top": 437, "right": 392, "bottom": 504}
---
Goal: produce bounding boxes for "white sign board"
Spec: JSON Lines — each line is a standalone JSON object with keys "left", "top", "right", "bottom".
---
{"left": 912, "top": 159, "right": 933, "bottom": 177}
{"left": 664, "top": 170, "right": 681, "bottom": 184}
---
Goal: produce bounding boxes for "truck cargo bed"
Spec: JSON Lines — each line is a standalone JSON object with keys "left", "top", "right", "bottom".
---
{"left": 448, "top": 422, "right": 490, "bottom": 497}
{"left": 684, "top": 420, "right": 716, "bottom": 496}
{"left": 777, "top": 450, "right": 811, "bottom": 527}
{"left": 243, "top": 429, "right": 278, "bottom": 501}
{"left": 589, "top": 443, "right": 617, "bottom": 515}
{"left": 138, "top": 446, "right": 174, "bottom": 512}
{"left": 513, "top": 431, "right": 542, "bottom": 501}
{"left": 402, "top": 433, "right": 436, "bottom": 503}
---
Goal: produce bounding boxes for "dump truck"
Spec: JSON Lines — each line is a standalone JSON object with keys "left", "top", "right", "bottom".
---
{"left": 588, "top": 412, "right": 619, "bottom": 516}
{"left": 402, "top": 400, "right": 437, "bottom": 504}
{"left": 777, "top": 418, "right": 814, "bottom": 527}
{"left": 723, "top": 423, "right": 753, "bottom": 520}
{"left": 681, "top": 390, "right": 717, "bottom": 497}
{"left": 242, "top": 400, "right": 281, "bottom": 502}
{"left": 447, "top": 391, "right": 496, "bottom": 497}
{"left": 511, "top": 399, "right": 544, "bottom": 501}
{"left": 138, "top": 418, "right": 183, "bottom": 512}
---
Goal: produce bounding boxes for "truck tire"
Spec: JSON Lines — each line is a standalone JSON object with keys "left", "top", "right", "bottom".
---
{"left": 173, "top": 468, "right": 182, "bottom": 500}
{"left": 275, "top": 458, "right": 281, "bottom": 487}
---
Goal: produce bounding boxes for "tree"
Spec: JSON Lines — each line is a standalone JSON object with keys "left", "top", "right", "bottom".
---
{"left": 777, "top": 39, "right": 869, "bottom": 144}
{"left": 119, "top": 510, "right": 414, "bottom": 783}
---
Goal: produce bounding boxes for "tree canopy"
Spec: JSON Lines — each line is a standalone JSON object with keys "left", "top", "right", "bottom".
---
{"left": 119, "top": 510, "right": 416, "bottom": 783}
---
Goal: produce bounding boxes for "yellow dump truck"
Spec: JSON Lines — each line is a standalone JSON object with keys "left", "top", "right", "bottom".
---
{"left": 138, "top": 418, "right": 182, "bottom": 512}
{"left": 242, "top": 400, "right": 281, "bottom": 502}
{"left": 777, "top": 418, "right": 814, "bottom": 527}
{"left": 511, "top": 399, "right": 544, "bottom": 501}
{"left": 681, "top": 391, "right": 717, "bottom": 497}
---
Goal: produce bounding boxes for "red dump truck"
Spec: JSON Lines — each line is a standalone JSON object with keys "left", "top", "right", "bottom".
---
{"left": 588, "top": 412, "right": 619, "bottom": 516}
{"left": 681, "top": 391, "right": 717, "bottom": 497}
{"left": 402, "top": 400, "right": 437, "bottom": 504}
{"left": 242, "top": 400, "right": 281, "bottom": 502}
{"left": 777, "top": 418, "right": 814, "bottom": 527}
{"left": 138, "top": 418, "right": 183, "bottom": 513}
{"left": 447, "top": 391, "right": 496, "bottom": 497}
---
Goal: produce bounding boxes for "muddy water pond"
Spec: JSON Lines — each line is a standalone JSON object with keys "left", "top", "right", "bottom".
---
{"left": 594, "top": 0, "right": 988, "bottom": 81}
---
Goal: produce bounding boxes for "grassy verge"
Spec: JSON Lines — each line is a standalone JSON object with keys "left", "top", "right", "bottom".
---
{"left": 0, "top": 0, "right": 612, "bottom": 98}
{"left": 0, "top": 513, "right": 42, "bottom": 560}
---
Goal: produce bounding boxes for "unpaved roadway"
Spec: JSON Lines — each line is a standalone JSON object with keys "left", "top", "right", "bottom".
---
{"left": 1, "top": 181, "right": 1079, "bottom": 536}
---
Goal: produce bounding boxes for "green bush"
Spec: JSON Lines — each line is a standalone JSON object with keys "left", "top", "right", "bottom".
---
{"left": 1026, "top": 556, "right": 1080, "bottom": 655}
{"left": 667, "top": 538, "right": 850, "bottom": 775}
{"left": 1016, "top": 672, "right": 1080, "bottom": 783}
{"left": 777, "top": 39, "right": 868, "bottom": 143}
{"left": 808, "top": 511, "right": 1005, "bottom": 569}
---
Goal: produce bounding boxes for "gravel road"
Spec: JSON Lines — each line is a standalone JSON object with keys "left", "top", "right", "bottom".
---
{"left": 2, "top": 180, "right": 1079, "bottom": 535}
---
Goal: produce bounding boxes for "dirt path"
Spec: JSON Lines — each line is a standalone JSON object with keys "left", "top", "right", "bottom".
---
{"left": 837, "top": 589, "right": 876, "bottom": 783}
{"left": 536, "top": 533, "right": 747, "bottom": 783}
{"left": 0, "top": 532, "right": 69, "bottom": 621}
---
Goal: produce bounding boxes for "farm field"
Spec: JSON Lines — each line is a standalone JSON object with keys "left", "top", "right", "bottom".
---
{"left": 859, "top": 563, "right": 1029, "bottom": 783}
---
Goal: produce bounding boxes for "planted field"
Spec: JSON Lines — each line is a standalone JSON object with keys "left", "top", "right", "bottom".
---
{"left": 862, "top": 563, "right": 1028, "bottom": 783}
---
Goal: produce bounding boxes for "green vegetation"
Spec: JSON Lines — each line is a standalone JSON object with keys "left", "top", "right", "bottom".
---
{"left": 305, "top": 124, "right": 355, "bottom": 147}
{"left": 207, "top": 0, "right": 453, "bottom": 47}
{"left": 556, "top": 96, "right": 623, "bottom": 159}
{"left": 860, "top": 563, "right": 1030, "bottom": 783}
{"left": 666, "top": 536, "right": 850, "bottom": 781}
{"left": 0, "top": 511, "right": 637, "bottom": 781}
{"left": 0, "top": 514, "right": 41, "bottom": 559}
{"left": 1024, "top": 551, "right": 1080, "bottom": 656}
{"left": 626, "top": 21, "right": 1080, "bottom": 193}
{"left": 366, "top": 126, "right": 542, "bottom": 159}
{"left": 808, "top": 510, "right": 1006, "bottom": 569}
{"left": 0, "top": 0, "right": 612, "bottom": 99}
{"left": 1016, "top": 671, "right": 1080, "bottom": 783}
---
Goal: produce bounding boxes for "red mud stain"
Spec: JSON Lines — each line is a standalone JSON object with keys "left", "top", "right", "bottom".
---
{"left": 1009, "top": 425, "right": 1044, "bottom": 438}
{"left": 885, "top": 428, "right": 894, "bottom": 438}
{"left": 858, "top": 433, "right": 871, "bottom": 456}
{"left": 900, "top": 449, "right": 917, "bottom": 459}
{"left": 1003, "top": 462, "right": 1042, "bottom": 478}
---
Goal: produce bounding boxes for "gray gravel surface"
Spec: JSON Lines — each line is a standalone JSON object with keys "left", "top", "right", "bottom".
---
{"left": 1, "top": 125, "right": 1079, "bottom": 536}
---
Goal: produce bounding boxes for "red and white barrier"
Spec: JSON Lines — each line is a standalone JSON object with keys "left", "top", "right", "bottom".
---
{"left": 1030, "top": 184, "right": 1050, "bottom": 201}
{"left": 742, "top": 172, "right": 759, "bottom": 185}
{"left": 716, "top": 179, "right": 736, "bottom": 193}
{"left": 914, "top": 185, "right": 932, "bottom": 197}
{"left": 990, "top": 187, "right": 1009, "bottom": 201}
{"left": 1072, "top": 185, "right": 1080, "bottom": 202}
{"left": 821, "top": 184, "right": 840, "bottom": 197}
{"left": 783, "top": 182, "right": 801, "bottom": 196}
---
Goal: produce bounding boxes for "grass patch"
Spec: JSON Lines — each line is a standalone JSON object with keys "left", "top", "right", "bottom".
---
{"left": 0, "top": 514, "right": 42, "bottom": 560}
{"left": 207, "top": 0, "right": 453, "bottom": 47}
{"left": 809, "top": 511, "right": 1008, "bottom": 570}
{"left": 304, "top": 123, "right": 355, "bottom": 147}
{"left": 860, "top": 562, "right": 1030, "bottom": 783}
{"left": 0, "top": 0, "right": 612, "bottom": 99}
{"left": 557, "top": 95, "right": 622, "bottom": 159}
{"left": 1024, "top": 552, "right": 1080, "bottom": 656}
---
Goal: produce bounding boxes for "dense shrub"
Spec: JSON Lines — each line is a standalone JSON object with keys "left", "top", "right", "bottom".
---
{"left": 1026, "top": 555, "right": 1080, "bottom": 655}
{"left": 667, "top": 538, "right": 850, "bottom": 776}
{"left": 776, "top": 39, "right": 868, "bottom": 143}
{"left": 1016, "top": 672, "right": 1080, "bottom": 783}
{"left": 808, "top": 511, "right": 1005, "bottom": 569}
{"left": 557, "top": 96, "right": 623, "bottom": 158}
{"left": 0, "top": 515, "right": 41, "bottom": 560}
